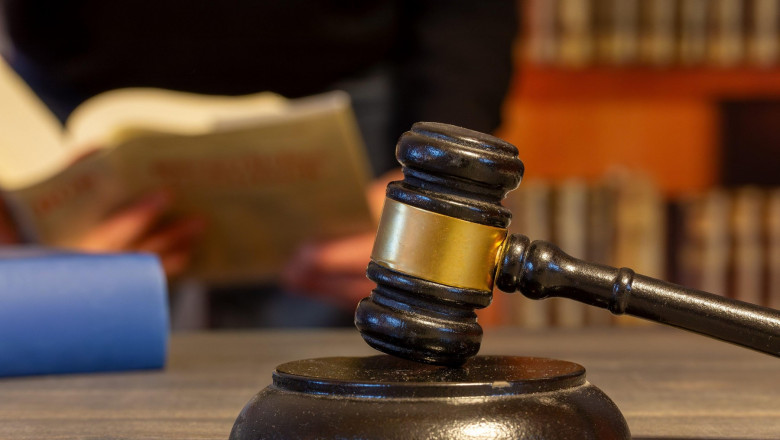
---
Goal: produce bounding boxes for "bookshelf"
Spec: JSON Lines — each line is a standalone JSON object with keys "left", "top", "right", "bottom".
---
{"left": 481, "top": 0, "right": 780, "bottom": 327}
{"left": 512, "top": 65, "right": 780, "bottom": 100}
{"left": 498, "top": 0, "right": 780, "bottom": 196}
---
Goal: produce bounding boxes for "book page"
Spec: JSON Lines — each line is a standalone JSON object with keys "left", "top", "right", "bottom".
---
{"left": 0, "top": 58, "right": 69, "bottom": 189}
{"left": 65, "top": 88, "right": 288, "bottom": 148}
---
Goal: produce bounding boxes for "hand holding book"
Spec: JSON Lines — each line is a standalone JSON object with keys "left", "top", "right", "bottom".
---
{"left": 1, "top": 59, "right": 374, "bottom": 284}
{"left": 281, "top": 169, "right": 400, "bottom": 310}
{"left": 76, "top": 190, "right": 206, "bottom": 276}
{"left": 0, "top": 189, "right": 205, "bottom": 276}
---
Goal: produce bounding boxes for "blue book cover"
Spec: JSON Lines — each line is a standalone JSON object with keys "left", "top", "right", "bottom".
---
{"left": 0, "top": 248, "right": 168, "bottom": 376}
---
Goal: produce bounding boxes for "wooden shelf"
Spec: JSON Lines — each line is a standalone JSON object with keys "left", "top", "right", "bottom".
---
{"left": 514, "top": 65, "right": 780, "bottom": 101}
{"left": 499, "top": 65, "right": 780, "bottom": 195}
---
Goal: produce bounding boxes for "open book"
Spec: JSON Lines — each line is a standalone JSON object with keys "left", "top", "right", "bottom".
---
{"left": 0, "top": 60, "right": 374, "bottom": 284}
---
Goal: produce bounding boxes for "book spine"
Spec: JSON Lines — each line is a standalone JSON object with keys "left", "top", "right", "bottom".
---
{"left": 558, "top": 0, "right": 595, "bottom": 67}
{"left": 551, "top": 180, "right": 588, "bottom": 327}
{"left": 767, "top": 189, "right": 780, "bottom": 309}
{"left": 674, "top": 195, "right": 701, "bottom": 291}
{"left": 731, "top": 187, "right": 765, "bottom": 305}
{"left": 612, "top": 174, "right": 666, "bottom": 326}
{"left": 748, "top": 0, "right": 780, "bottom": 66}
{"left": 511, "top": 181, "right": 553, "bottom": 329}
{"left": 640, "top": 0, "right": 679, "bottom": 66}
{"left": 593, "top": 0, "right": 614, "bottom": 64}
{"left": 708, "top": 0, "right": 745, "bottom": 66}
{"left": 526, "top": 0, "right": 560, "bottom": 64}
{"left": 678, "top": 0, "right": 710, "bottom": 65}
{"left": 699, "top": 189, "right": 731, "bottom": 296}
{"left": 609, "top": 0, "right": 641, "bottom": 65}
{"left": 586, "top": 181, "right": 617, "bottom": 326}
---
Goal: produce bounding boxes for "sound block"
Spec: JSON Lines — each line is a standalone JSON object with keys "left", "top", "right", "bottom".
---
{"left": 230, "top": 355, "right": 630, "bottom": 439}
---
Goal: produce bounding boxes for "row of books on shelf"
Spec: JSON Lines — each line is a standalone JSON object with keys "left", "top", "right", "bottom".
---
{"left": 677, "top": 186, "right": 780, "bottom": 309}
{"left": 495, "top": 175, "right": 779, "bottom": 328}
{"left": 525, "top": 0, "right": 780, "bottom": 67}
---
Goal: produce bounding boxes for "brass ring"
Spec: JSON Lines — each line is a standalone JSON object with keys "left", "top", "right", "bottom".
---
{"left": 370, "top": 198, "right": 507, "bottom": 291}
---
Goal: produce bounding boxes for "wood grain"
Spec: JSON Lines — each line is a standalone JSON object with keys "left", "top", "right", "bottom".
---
{"left": 0, "top": 327, "right": 777, "bottom": 439}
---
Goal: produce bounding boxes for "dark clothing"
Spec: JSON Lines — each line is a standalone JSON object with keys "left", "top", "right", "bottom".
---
{"left": 2, "top": 0, "right": 517, "bottom": 175}
{"left": 1, "top": 1, "right": 517, "bottom": 327}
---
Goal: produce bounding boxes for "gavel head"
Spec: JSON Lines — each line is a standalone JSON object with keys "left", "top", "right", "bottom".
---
{"left": 354, "top": 122, "right": 524, "bottom": 366}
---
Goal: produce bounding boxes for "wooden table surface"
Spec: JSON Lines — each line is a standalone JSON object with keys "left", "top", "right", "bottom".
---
{"left": 1, "top": 326, "right": 778, "bottom": 439}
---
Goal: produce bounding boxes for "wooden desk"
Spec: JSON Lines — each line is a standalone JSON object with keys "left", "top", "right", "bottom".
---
{"left": 1, "top": 327, "right": 777, "bottom": 439}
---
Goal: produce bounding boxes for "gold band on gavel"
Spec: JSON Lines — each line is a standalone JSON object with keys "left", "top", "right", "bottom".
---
{"left": 370, "top": 198, "right": 508, "bottom": 291}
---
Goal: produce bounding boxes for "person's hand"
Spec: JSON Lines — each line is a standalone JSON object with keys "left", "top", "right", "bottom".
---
{"left": 77, "top": 191, "right": 205, "bottom": 277}
{"left": 0, "top": 199, "right": 21, "bottom": 245}
{"left": 281, "top": 169, "right": 402, "bottom": 310}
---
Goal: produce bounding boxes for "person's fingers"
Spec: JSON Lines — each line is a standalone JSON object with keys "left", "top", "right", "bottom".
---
{"left": 287, "top": 232, "right": 375, "bottom": 276}
{"left": 134, "top": 217, "right": 206, "bottom": 255}
{"left": 0, "top": 199, "right": 20, "bottom": 245}
{"left": 135, "top": 218, "right": 205, "bottom": 277}
{"left": 157, "top": 247, "right": 194, "bottom": 277}
{"left": 281, "top": 233, "right": 373, "bottom": 296}
{"left": 280, "top": 245, "right": 316, "bottom": 293}
{"left": 280, "top": 169, "right": 404, "bottom": 308}
{"left": 78, "top": 191, "right": 171, "bottom": 251}
{"left": 368, "top": 168, "right": 402, "bottom": 221}
{"left": 291, "top": 270, "right": 374, "bottom": 310}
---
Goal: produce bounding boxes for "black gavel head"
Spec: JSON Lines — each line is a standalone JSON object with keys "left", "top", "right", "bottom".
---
{"left": 354, "top": 122, "right": 524, "bottom": 366}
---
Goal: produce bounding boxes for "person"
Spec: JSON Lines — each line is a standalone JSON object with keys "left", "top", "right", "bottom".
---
{"left": 0, "top": 0, "right": 518, "bottom": 324}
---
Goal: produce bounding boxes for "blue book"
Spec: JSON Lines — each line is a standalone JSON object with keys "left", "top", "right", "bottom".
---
{"left": 0, "top": 248, "right": 168, "bottom": 376}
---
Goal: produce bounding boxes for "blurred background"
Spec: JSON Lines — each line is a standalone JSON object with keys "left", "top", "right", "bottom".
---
{"left": 1, "top": 0, "right": 779, "bottom": 330}
{"left": 487, "top": 0, "right": 780, "bottom": 327}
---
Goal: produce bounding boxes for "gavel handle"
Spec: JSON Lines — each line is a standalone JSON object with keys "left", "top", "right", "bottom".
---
{"left": 496, "top": 234, "right": 780, "bottom": 357}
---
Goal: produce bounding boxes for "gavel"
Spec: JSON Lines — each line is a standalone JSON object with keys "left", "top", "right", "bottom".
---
{"left": 354, "top": 122, "right": 780, "bottom": 366}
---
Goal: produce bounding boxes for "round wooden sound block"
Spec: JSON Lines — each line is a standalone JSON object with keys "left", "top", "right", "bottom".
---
{"left": 230, "top": 355, "right": 630, "bottom": 439}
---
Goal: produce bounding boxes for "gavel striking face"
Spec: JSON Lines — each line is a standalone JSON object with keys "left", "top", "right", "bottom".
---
{"left": 354, "top": 122, "right": 780, "bottom": 366}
